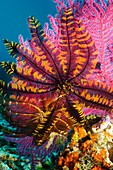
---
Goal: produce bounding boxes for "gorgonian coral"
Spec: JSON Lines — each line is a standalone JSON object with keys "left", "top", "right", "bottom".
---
{"left": 48, "top": 0, "right": 113, "bottom": 86}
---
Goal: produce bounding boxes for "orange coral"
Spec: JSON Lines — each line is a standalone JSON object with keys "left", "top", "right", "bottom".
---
{"left": 58, "top": 151, "right": 79, "bottom": 168}
{"left": 103, "top": 162, "right": 111, "bottom": 168}
{"left": 92, "top": 148, "right": 107, "bottom": 163}
{"left": 82, "top": 138, "right": 93, "bottom": 151}
{"left": 69, "top": 141, "right": 76, "bottom": 148}
{"left": 100, "top": 148, "right": 106, "bottom": 157}
{"left": 73, "top": 168, "right": 79, "bottom": 170}
{"left": 58, "top": 157, "right": 64, "bottom": 166}
{"left": 91, "top": 166, "right": 102, "bottom": 170}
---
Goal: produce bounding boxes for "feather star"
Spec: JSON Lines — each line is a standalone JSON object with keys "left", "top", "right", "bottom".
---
{"left": 0, "top": 2, "right": 113, "bottom": 147}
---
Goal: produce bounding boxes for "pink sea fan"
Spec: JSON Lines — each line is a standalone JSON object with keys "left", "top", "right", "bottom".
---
{"left": 77, "top": 0, "right": 113, "bottom": 86}
{"left": 46, "top": 0, "right": 113, "bottom": 86}
{"left": 19, "top": 35, "right": 31, "bottom": 49}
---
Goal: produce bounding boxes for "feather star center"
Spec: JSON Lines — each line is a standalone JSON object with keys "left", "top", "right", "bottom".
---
{"left": 57, "top": 81, "right": 72, "bottom": 94}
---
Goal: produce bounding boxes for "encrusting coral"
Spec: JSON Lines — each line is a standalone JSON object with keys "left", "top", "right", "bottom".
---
{"left": 1, "top": 0, "right": 113, "bottom": 169}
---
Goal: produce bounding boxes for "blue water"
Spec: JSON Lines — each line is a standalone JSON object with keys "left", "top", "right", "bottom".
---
{"left": 0, "top": 0, "right": 56, "bottom": 81}
{"left": 0, "top": 0, "right": 56, "bottom": 62}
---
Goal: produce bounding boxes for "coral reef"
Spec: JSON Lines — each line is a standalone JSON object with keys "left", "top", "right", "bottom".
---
{"left": 57, "top": 115, "right": 113, "bottom": 170}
